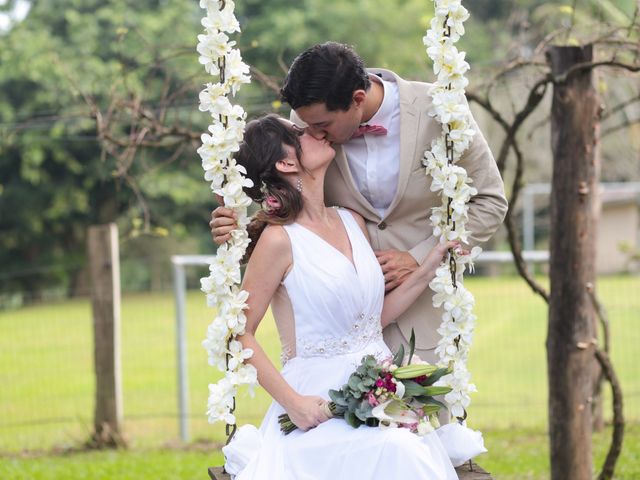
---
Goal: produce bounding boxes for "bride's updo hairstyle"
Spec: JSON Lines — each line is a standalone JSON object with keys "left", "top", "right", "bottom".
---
{"left": 234, "top": 114, "right": 305, "bottom": 253}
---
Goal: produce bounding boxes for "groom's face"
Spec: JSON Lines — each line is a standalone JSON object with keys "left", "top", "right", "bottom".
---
{"left": 294, "top": 98, "right": 363, "bottom": 145}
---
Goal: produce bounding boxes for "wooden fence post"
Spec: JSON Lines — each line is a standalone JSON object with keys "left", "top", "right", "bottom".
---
{"left": 546, "top": 44, "right": 600, "bottom": 480}
{"left": 88, "top": 223, "right": 125, "bottom": 447}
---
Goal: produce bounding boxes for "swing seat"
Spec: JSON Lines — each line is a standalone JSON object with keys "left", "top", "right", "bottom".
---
{"left": 208, "top": 461, "right": 493, "bottom": 479}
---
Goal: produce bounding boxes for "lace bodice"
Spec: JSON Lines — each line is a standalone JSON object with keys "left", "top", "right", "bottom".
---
{"left": 272, "top": 208, "right": 386, "bottom": 363}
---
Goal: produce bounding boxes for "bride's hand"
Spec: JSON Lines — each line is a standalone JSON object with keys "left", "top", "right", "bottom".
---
{"left": 285, "top": 395, "right": 331, "bottom": 431}
{"left": 422, "top": 241, "right": 460, "bottom": 277}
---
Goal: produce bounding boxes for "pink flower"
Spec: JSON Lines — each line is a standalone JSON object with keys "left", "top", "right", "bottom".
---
{"left": 384, "top": 374, "right": 397, "bottom": 393}
{"left": 405, "top": 422, "right": 419, "bottom": 432}
{"left": 264, "top": 195, "right": 281, "bottom": 214}
{"left": 366, "top": 391, "right": 379, "bottom": 407}
{"left": 414, "top": 375, "right": 428, "bottom": 385}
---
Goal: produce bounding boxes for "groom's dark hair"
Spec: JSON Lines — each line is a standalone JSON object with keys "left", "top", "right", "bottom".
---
{"left": 280, "top": 42, "right": 371, "bottom": 112}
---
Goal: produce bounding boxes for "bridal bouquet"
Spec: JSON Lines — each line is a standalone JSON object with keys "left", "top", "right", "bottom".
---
{"left": 278, "top": 333, "right": 452, "bottom": 436}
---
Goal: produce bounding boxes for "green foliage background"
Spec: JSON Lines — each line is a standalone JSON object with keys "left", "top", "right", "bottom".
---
{"left": 1, "top": 0, "right": 639, "bottom": 298}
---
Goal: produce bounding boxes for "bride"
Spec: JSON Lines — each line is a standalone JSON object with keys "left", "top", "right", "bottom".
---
{"left": 220, "top": 114, "right": 484, "bottom": 479}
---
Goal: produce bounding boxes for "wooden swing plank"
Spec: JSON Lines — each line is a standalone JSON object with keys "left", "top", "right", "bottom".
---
{"left": 208, "top": 461, "right": 493, "bottom": 479}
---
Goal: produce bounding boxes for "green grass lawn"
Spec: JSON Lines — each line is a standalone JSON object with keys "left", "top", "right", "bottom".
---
{"left": 1, "top": 424, "right": 638, "bottom": 479}
{"left": 1, "top": 274, "right": 639, "bottom": 478}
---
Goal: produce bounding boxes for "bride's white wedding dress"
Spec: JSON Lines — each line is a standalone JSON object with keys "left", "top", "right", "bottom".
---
{"left": 223, "top": 208, "right": 485, "bottom": 479}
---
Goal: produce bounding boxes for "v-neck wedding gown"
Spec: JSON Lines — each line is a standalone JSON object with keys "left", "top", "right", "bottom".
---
{"left": 223, "top": 208, "right": 485, "bottom": 479}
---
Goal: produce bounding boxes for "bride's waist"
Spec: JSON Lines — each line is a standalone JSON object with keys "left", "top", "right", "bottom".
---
{"left": 279, "top": 339, "right": 390, "bottom": 398}
{"left": 280, "top": 314, "right": 385, "bottom": 364}
{"left": 283, "top": 337, "right": 389, "bottom": 368}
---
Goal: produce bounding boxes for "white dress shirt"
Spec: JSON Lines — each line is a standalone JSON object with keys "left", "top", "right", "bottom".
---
{"left": 343, "top": 75, "right": 401, "bottom": 218}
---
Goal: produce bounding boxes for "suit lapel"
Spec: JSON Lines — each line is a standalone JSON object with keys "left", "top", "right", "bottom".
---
{"left": 373, "top": 70, "right": 421, "bottom": 220}
{"left": 332, "top": 144, "right": 380, "bottom": 219}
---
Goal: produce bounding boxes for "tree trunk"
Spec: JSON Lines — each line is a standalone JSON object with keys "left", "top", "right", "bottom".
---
{"left": 546, "top": 44, "right": 600, "bottom": 480}
{"left": 87, "top": 223, "right": 125, "bottom": 448}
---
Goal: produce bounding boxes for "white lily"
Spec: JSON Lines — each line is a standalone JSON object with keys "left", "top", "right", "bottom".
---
{"left": 371, "top": 399, "right": 420, "bottom": 426}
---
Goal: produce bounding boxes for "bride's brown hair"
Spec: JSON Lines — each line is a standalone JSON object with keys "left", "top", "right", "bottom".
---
{"left": 234, "top": 114, "right": 305, "bottom": 256}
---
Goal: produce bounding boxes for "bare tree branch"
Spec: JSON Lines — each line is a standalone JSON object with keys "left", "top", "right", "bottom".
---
{"left": 526, "top": 113, "right": 551, "bottom": 140}
{"left": 554, "top": 60, "right": 640, "bottom": 84}
{"left": 505, "top": 139, "right": 550, "bottom": 303}
{"left": 277, "top": 50, "right": 289, "bottom": 75}
{"left": 594, "top": 348, "right": 625, "bottom": 480}
{"left": 602, "top": 117, "right": 640, "bottom": 137}
{"left": 602, "top": 92, "right": 640, "bottom": 121}
{"left": 469, "top": 75, "right": 551, "bottom": 302}
{"left": 250, "top": 66, "right": 282, "bottom": 95}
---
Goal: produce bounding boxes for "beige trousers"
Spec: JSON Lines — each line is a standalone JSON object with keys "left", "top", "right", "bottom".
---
{"left": 383, "top": 322, "right": 438, "bottom": 363}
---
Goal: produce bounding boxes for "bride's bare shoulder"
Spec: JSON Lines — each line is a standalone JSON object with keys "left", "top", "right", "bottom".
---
{"left": 252, "top": 224, "right": 292, "bottom": 257}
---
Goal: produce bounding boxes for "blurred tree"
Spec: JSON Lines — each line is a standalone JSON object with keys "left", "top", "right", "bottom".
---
{"left": 2, "top": 0, "right": 638, "bottom": 299}
{"left": 0, "top": 0, "right": 212, "bottom": 297}
{"left": 466, "top": 0, "right": 512, "bottom": 21}
{"left": 230, "top": 0, "right": 443, "bottom": 110}
{"left": 530, "top": 0, "right": 637, "bottom": 34}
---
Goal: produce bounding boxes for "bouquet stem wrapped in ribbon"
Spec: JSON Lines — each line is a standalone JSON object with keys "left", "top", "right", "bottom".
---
{"left": 278, "top": 331, "right": 452, "bottom": 436}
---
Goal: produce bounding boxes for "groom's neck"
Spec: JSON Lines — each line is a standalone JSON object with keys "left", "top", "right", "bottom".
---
{"left": 361, "top": 80, "right": 385, "bottom": 124}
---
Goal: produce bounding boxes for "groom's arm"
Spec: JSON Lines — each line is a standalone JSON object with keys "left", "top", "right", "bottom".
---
{"left": 456, "top": 103, "right": 509, "bottom": 247}
{"left": 408, "top": 104, "right": 508, "bottom": 265}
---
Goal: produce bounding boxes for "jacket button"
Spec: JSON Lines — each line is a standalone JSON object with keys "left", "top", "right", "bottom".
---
{"left": 378, "top": 221, "right": 387, "bottom": 230}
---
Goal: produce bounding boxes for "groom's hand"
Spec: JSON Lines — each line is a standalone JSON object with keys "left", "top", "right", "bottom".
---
{"left": 210, "top": 206, "right": 238, "bottom": 245}
{"left": 374, "top": 249, "right": 418, "bottom": 292}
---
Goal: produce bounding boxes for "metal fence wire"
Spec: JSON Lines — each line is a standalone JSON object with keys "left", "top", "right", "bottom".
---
{"left": 0, "top": 255, "right": 638, "bottom": 453}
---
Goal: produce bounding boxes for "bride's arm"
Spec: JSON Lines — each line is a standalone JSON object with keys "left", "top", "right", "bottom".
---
{"left": 379, "top": 240, "right": 454, "bottom": 327}
{"left": 236, "top": 225, "right": 330, "bottom": 430}
{"left": 345, "top": 209, "right": 455, "bottom": 328}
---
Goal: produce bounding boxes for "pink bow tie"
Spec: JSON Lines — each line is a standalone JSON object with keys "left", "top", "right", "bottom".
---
{"left": 350, "top": 124, "right": 388, "bottom": 139}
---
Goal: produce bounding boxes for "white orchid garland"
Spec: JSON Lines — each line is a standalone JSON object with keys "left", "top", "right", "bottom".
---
{"left": 422, "top": 0, "right": 481, "bottom": 420}
{"left": 196, "top": 0, "right": 480, "bottom": 429}
{"left": 196, "top": 0, "right": 258, "bottom": 427}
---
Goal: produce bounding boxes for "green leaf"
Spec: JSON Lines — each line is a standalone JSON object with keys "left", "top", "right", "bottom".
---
{"left": 354, "top": 400, "right": 372, "bottom": 421}
{"left": 422, "top": 386, "right": 452, "bottom": 397}
{"left": 329, "top": 389, "right": 348, "bottom": 407}
{"left": 408, "top": 328, "right": 416, "bottom": 364}
{"left": 415, "top": 396, "right": 447, "bottom": 411}
{"left": 401, "top": 380, "right": 427, "bottom": 397}
{"left": 393, "top": 343, "right": 405, "bottom": 367}
{"left": 347, "top": 397, "right": 361, "bottom": 412}
{"left": 422, "top": 404, "right": 441, "bottom": 416}
{"left": 345, "top": 411, "right": 363, "bottom": 428}
{"left": 364, "top": 355, "right": 378, "bottom": 368}
{"left": 362, "top": 376, "right": 375, "bottom": 387}
{"left": 424, "top": 367, "right": 451, "bottom": 386}
{"left": 393, "top": 363, "right": 438, "bottom": 379}
{"left": 348, "top": 375, "right": 361, "bottom": 391}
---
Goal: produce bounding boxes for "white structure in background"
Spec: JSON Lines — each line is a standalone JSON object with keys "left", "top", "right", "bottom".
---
{"left": 521, "top": 182, "right": 640, "bottom": 274}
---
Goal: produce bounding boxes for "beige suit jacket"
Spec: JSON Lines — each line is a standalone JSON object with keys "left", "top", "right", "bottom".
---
{"left": 293, "top": 68, "right": 508, "bottom": 350}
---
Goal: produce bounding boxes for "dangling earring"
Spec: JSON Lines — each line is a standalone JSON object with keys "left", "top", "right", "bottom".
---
{"left": 296, "top": 177, "right": 303, "bottom": 193}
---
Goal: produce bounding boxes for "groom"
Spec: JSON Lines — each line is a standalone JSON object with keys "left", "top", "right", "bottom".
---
{"left": 211, "top": 42, "right": 507, "bottom": 362}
